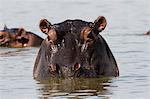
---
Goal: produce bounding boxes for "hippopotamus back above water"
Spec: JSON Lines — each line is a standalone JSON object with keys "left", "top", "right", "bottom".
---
{"left": 33, "top": 16, "right": 119, "bottom": 79}
{"left": 0, "top": 26, "right": 43, "bottom": 47}
{"left": 146, "top": 30, "right": 150, "bottom": 35}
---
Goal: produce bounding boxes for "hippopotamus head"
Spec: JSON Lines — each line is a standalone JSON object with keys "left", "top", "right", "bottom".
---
{"left": 38, "top": 19, "right": 82, "bottom": 78}
{"left": 50, "top": 33, "right": 81, "bottom": 77}
{"left": 34, "top": 16, "right": 113, "bottom": 79}
{"left": 0, "top": 27, "right": 29, "bottom": 47}
{"left": 80, "top": 17, "right": 119, "bottom": 77}
{"left": 0, "top": 26, "right": 43, "bottom": 47}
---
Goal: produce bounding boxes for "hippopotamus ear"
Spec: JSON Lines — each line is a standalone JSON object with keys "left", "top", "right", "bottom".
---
{"left": 81, "top": 16, "right": 107, "bottom": 41}
{"left": 17, "top": 28, "right": 29, "bottom": 45}
{"left": 92, "top": 16, "right": 107, "bottom": 33}
{"left": 39, "top": 19, "right": 53, "bottom": 34}
{"left": 39, "top": 19, "right": 57, "bottom": 44}
{"left": 81, "top": 27, "right": 92, "bottom": 41}
{"left": 4, "top": 25, "right": 8, "bottom": 30}
{"left": 17, "top": 28, "right": 26, "bottom": 36}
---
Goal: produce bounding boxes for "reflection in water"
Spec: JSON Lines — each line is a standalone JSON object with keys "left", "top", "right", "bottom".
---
{"left": 0, "top": 0, "right": 150, "bottom": 98}
{"left": 35, "top": 77, "right": 115, "bottom": 98}
{"left": 0, "top": 48, "right": 30, "bottom": 57}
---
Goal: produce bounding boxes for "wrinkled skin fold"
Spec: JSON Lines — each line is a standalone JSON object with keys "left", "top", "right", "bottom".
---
{"left": 33, "top": 16, "right": 119, "bottom": 80}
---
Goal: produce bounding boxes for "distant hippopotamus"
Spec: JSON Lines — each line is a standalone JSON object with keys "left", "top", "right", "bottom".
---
{"left": 146, "top": 30, "right": 150, "bottom": 35}
{"left": 0, "top": 26, "right": 43, "bottom": 47}
{"left": 33, "top": 16, "right": 119, "bottom": 79}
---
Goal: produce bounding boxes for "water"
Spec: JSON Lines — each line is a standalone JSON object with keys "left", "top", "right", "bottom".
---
{"left": 0, "top": 0, "right": 150, "bottom": 99}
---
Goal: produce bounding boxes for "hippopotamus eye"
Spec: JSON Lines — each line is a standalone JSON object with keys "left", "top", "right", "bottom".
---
{"left": 87, "top": 32, "right": 95, "bottom": 40}
{"left": 0, "top": 35, "right": 4, "bottom": 39}
{"left": 61, "top": 39, "right": 65, "bottom": 47}
{"left": 72, "top": 63, "right": 81, "bottom": 71}
{"left": 86, "top": 39, "right": 92, "bottom": 43}
{"left": 20, "top": 29, "right": 24, "bottom": 32}
{"left": 41, "top": 26, "right": 47, "bottom": 29}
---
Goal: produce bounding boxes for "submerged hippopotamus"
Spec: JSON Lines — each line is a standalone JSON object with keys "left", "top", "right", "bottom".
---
{"left": 146, "top": 30, "right": 150, "bottom": 35}
{"left": 0, "top": 26, "right": 43, "bottom": 47}
{"left": 33, "top": 16, "right": 119, "bottom": 79}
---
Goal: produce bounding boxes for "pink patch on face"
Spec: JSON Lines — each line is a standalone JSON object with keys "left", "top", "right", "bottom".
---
{"left": 99, "top": 24, "right": 104, "bottom": 30}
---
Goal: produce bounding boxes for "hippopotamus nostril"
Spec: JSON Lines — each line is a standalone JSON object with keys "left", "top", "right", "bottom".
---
{"left": 48, "top": 64, "right": 56, "bottom": 72}
{"left": 42, "top": 30, "right": 47, "bottom": 34}
{"left": 73, "top": 63, "right": 81, "bottom": 71}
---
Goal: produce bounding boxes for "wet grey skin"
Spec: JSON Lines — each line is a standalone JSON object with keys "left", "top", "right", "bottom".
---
{"left": 33, "top": 17, "right": 119, "bottom": 79}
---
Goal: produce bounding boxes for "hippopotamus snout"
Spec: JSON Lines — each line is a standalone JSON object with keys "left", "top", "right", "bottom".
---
{"left": 45, "top": 35, "right": 81, "bottom": 78}
{"left": 49, "top": 62, "right": 81, "bottom": 77}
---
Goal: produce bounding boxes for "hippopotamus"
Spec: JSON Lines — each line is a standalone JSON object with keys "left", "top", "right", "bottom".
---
{"left": 146, "top": 30, "right": 150, "bottom": 35}
{"left": 0, "top": 25, "right": 43, "bottom": 47}
{"left": 33, "top": 16, "right": 119, "bottom": 79}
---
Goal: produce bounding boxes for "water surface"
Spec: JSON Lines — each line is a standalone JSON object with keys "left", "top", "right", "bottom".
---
{"left": 0, "top": 0, "right": 150, "bottom": 99}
